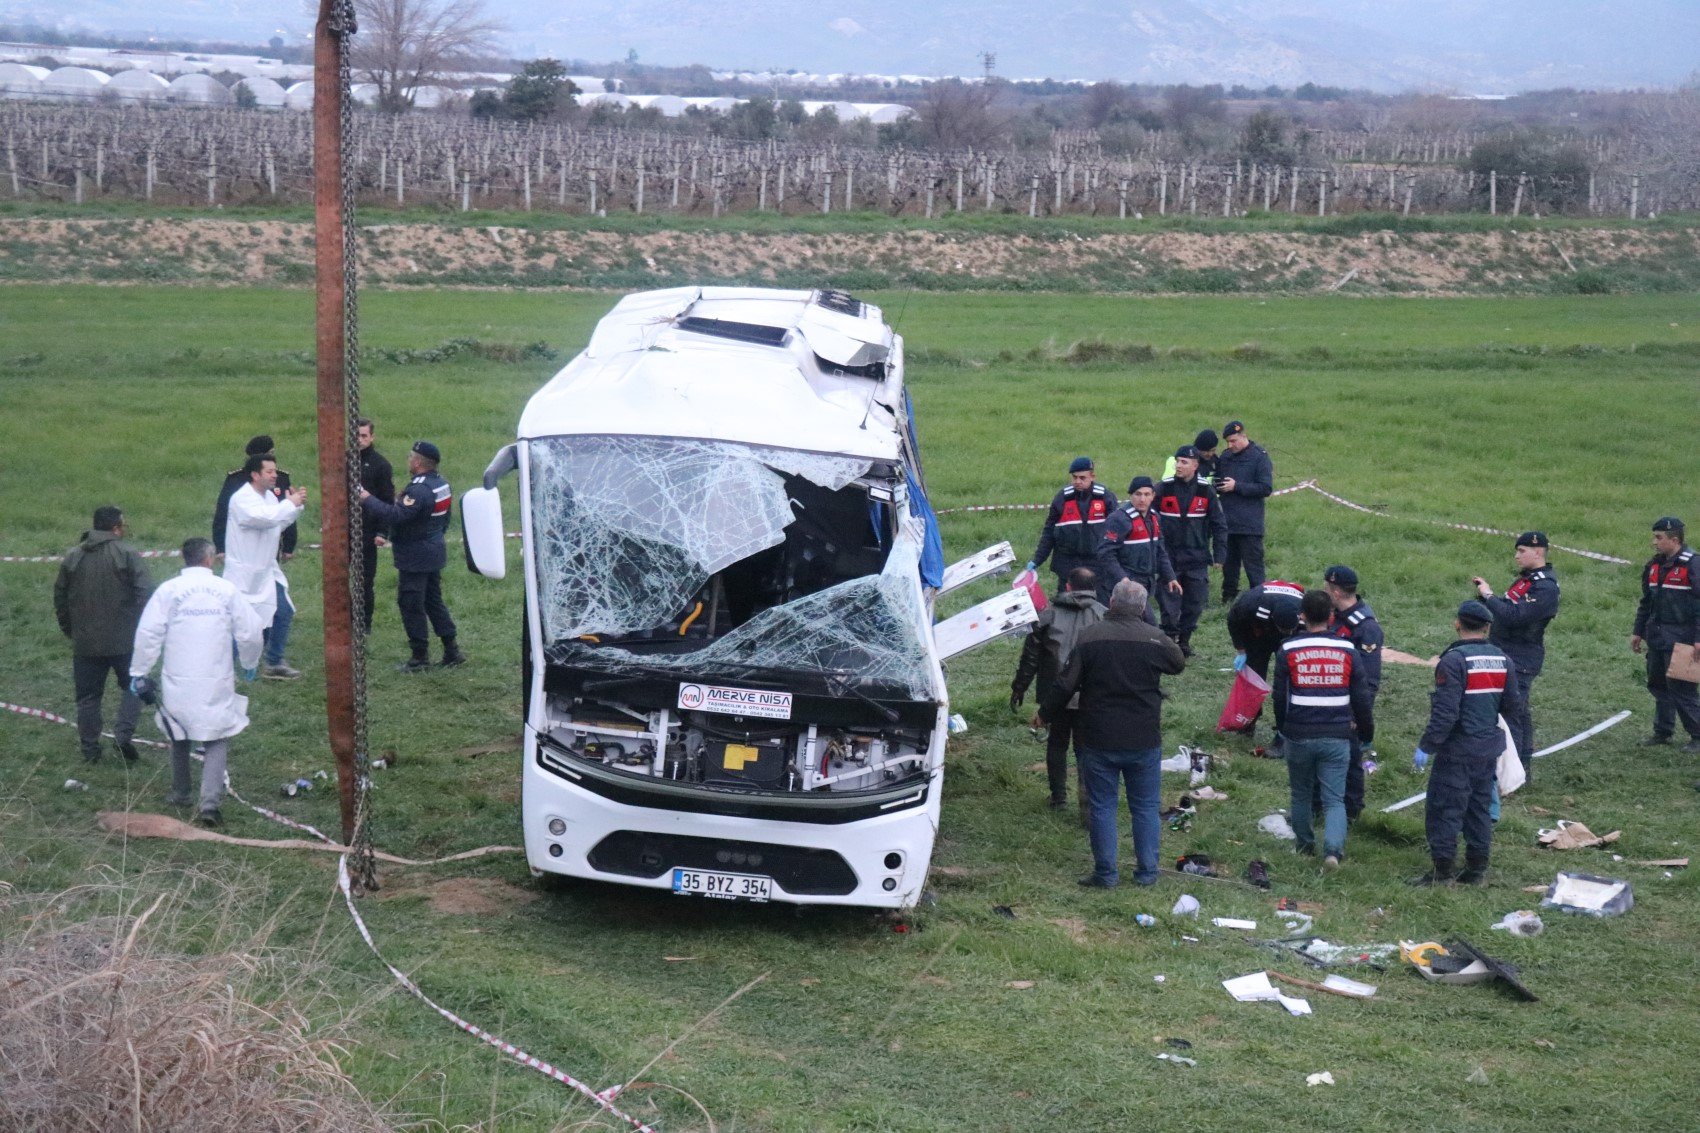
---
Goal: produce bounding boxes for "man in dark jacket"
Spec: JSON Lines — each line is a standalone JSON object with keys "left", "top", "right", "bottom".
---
{"left": 1154, "top": 446, "right": 1226, "bottom": 655}
{"left": 1324, "top": 565, "right": 1383, "bottom": 820}
{"left": 1227, "top": 579, "right": 1306, "bottom": 681}
{"left": 1216, "top": 420, "right": 1274, "bottom": 603}
{"left": 53, "top": 506, "right": 154, "bottom": 763}
{"left": 1474, "top": 531, "right": 1560, "bottom": 769}
{"left": 355, "top": 417, "right": 397, "bottom": 634}
{"left": 1411, "top": 601, "right": 1525, "bottom": 886}
{"left": 1272, "top": 591, "right": 1374, "bottom": 869}
{"left": 1027, "top": 456, "right": 1117, "bottom": 593}
{"left": 1096, "top": 475, "right": 1182, "bottom": 621}
{"left": 1039, "top": 580, "right": 1187, "bottom": 888}
{"left": 1011, "top": 567, "right": 1105, "bottom": 810}
{"left": 359, "top": 440, "right": 462, "bottom": 672}
{"left": 1632, "top": 516, "right": 1700, "bottom": 751}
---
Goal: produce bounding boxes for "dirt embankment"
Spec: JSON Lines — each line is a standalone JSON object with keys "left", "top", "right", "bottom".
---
{"left": 2, "top": 216, "right": 1695, "bottom": 294}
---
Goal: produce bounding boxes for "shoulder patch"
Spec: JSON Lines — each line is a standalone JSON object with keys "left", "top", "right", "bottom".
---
{"left": 401, "top": 496, "right": 418, "bottom": 507}
{"left": 1361, "top": 642, "right": 1378, "bottom": 653}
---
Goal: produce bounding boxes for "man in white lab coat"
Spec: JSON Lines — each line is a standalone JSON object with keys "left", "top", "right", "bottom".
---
{"left": 130, "top": 538, "right": 267, "bottom": 826}
{"left": 222, "top": 453, "right": 307, "bottom": 679}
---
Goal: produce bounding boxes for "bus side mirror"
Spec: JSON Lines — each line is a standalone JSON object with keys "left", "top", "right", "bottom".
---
{"left": 461, "top": 486, "right": 506, "bottom": 579}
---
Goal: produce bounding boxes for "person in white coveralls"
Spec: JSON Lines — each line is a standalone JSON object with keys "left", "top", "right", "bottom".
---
{"left": 130, "top": 538, "right": 267, "bottom": 827}
{"left": 222, "top": 452, "right": 308, "bottom": 679}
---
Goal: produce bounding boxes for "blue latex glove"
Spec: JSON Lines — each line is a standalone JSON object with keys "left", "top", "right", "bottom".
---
{"left": 241, "top": 666, "right": 258, "bottom": 682}
{"left": 128, "top": 676, "right": 146, "bottom": 696}
{"left": 1412, "top": 747, "right": 1431, "bottom": 772}
{"left": 1233, "top": 652, "right": 1247, "bottom": 672}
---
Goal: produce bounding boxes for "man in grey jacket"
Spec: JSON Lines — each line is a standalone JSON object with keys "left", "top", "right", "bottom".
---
{"left": 1011, "top": 567, "right": 1105, "bottom": 811}
{"left": 53, "top": 506, "right": 154, "bottom": 763}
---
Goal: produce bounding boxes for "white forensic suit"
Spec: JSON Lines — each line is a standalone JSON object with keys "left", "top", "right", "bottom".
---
{"left": 130, "top": 565, "right": 267, "bottom": 813}
{"left": 222, "top": 482, "right": 303, "bottom": 625}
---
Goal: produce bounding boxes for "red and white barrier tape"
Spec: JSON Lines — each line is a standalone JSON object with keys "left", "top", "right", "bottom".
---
{"left": 933, "top": 479, "right": 1630, "bottom": 565}
{"left": 1381, "top": 710, "right": 1632, "bottom": 813}
{"left": 4, "top": 694, "right": 659, "bottom": 1132}
{"left": 1, "top": 532, "right": 526, "bottom": 564}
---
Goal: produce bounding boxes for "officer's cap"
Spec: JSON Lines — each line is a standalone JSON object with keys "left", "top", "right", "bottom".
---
{"left": 1515, "top": 531, "right": 1549, "bottom": 549}
{"left": 412, "top": 440, "right": 442, "bottom": 463}
{"left": 1068, "top": 456, "right": 1094, "bottom": 474}
{"left": 245, "top": 434, "right": 275, "bottom": 456}
{"left": 1652, "top": 516, "right": 1684, "bottom": 533}
{"left": 1128, "top": 475, "right": 1155, "bottom": 493}
{"left": 1223, "top": 420, "right": 1246, "bottom": 438}
{"left": 1174, "top": 445, "right": 1200, "bottom": 460}
{"left": 1457, "top": 599, "right": 1494, "bottom": 627}
{"left": 1324, "top": 564, "right": 1358, "bottom": 588}
{"left": 1193, "top": 429, "right": 1219, "bottom": 451}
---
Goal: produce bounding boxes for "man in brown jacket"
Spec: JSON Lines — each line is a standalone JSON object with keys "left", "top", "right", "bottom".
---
{"left": 53, "top": 506, "right": 154, "bottom": 763}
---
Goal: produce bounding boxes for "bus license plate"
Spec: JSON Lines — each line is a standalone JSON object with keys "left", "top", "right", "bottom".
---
{"left": 671, "top": 868, "right": 773, "bottom": 902}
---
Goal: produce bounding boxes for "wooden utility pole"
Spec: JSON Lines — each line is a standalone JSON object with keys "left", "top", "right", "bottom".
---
{"left": 314, "top": 0, "right": 360, "bottom": 845}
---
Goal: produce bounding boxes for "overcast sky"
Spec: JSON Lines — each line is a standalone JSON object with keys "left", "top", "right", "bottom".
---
{"left": 10, "top": 0, "right": 1697, "bottom": 91}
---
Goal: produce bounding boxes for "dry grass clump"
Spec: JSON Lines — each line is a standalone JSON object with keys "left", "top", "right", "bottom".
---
{"left": 0, "top": 871, "right": 399, "bottom": 1133}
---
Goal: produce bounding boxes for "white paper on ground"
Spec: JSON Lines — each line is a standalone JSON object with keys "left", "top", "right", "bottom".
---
{"left": 1306, "top": 1071, "right": 1336, "bottom": 1086}
{"left": 1172, "top": 894, "right": 1201, "bottom": 917}
{"left": 1321, "top": 974, "right": 1377, "bottom": 998}
{"left": 1212, "top": 917, "right": 1258, "bottom": 930}
{"left": 1223, "top": 972, "right": 1279, "bottom": 1001}
{"left": 1277, "top": 993, "right": 1313, "bottom": 1016}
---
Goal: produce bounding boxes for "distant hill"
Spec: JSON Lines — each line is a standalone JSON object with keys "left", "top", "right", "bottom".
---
{"left": 14, "top": 0, "right": 1698, "bottom": 91}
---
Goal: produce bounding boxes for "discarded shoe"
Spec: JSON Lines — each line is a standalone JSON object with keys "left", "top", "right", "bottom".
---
{"left": 1244, "top": 859, "right": 1272, "bottom": 889}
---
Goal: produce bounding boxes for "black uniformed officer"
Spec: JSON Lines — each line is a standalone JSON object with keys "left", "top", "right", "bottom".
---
{"left": 355, "top": 418, "right": 396, "bottom": 634}
{"left": 1095, "top": 475, "right": 1181, "bottom": 622}
{"left": 1216, "top": 420, "right": 1275, "bottom": 604}
{"left": 1226, "top": 579, "right": 1306, "bottom": 682}
{"left": 1410, "top": 601, "right": 1524, "bottom": 887}
{"left": 1324, "top": 565, "right": 1383, "bottom": 820}
{"left": 1632, "top": 516, "right": 1700, "bottom": 751}
{"left": 1154, "top": 446, "right": 1226, "bottom": 655}
{"left": 1027, "top": 456, "right": 1117, "bottom": 592}
{"left": 359, "top": 440, "right": 463, "bottom": 672}
{"left": 1474, "top": 532, "right": 1560, "bottom": 769}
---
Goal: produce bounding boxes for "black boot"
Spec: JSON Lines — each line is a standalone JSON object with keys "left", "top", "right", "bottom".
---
{"left": 1456, "top": 860, "right": 1490, "bottom": 886}
{"left": 1408, "top": 858, "right": 1455, "bottom": 887}
{"left": 1178, "top": 635, "right": 1194, "bottom": 658}
{"left": 439, "top": 636, "right": 466, "bottom": 667}
{"left": 397, "top": 641, "right": 431, "bottom": 673}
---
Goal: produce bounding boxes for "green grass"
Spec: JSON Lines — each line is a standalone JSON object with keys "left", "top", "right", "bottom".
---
{"left": 3, "top": 286, "right": 1700, "bottom": 1131}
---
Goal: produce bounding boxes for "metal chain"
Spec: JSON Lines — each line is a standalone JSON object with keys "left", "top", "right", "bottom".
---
{"left": 332, "top": 0, "right": 377, "bottom": 895}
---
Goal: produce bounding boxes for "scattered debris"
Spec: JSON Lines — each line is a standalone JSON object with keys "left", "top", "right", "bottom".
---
{"left": 664, "top": 956, "right": 699, "bottom": 963}
{"left": 1268, "top": 969, "right": 1376, "bottom": 1000}
{"left": 1306, "top": 1071, "right": 1336, "bottom": 1087}
{"left": 1541, "top": 872, "right": 1633, "bottom": 917}
{"left": 1466, "top": 1065, "right": 1490, "bottom": 1085}
{"left": 1161, "top": 804, "right": 1196, "bottom": 832}
{"left": 1172, "top": 894, "right": 1201, "bottom": 918}
{"left": 1404, "top": 938, "right": 1538, "bottom": 1000}
{"left": 1213, "top": 917, "right": 1258, "bottom": 931}
{"left": 1538, "top": 821, "right": 1622, "bottom": 850}
{"left": 1280, "top": 911, "right": 1315, "bottom": 937}
{"left": 1186, "top": 786, "right": 1230, "bottom": 802}
{"left": 1245, "top": 860, "right": 1272, "bottom": 889}
{"left": 1155, "top": 1052, "right": 1197, "bottom": 1067}
{"left": 1164, "top": 1037, "right": 1193, "bottom": 1049}
{"left": 1490, "top": 910, "right": 1545, "bottom": 937}
{"left": 1258, "top": 813, "right": 1297, "bottom": 840}
{"left": 1153, "top": 974, "right": 1167, "bottom": 983}
{"left": 1262, "top": 938, "right": 1399, "bottom": 969}
{"left": 1629, "top": 857, "right": 1688, "bottom": 868}
{"left": 1005, "top": 980, "right": 1036, "bottom": 990}
{"left": 63, "top": 779, "right": 88, "bottom": 791}
{"left": 1135, "top": 913, "right": 1157, "bottom": 927}
{"left": 1177, "top": 854, "right": 1219, "bottom": 877}
{"left": 992, "top": 905, "right": 1017, "bottom": 919}
{"left": 1180, "top": 935, "right": 1201, "bottom": 943}
{"left": 1222, "top": 971, "right": 1311, "bottom": 1016}
{"left": 1533, "top": 1039, "right": 1556, "bottom": 1050}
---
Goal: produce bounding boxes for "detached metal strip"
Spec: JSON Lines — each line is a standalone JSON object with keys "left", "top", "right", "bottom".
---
{"left": 1381, "top": 710, "right": 1632, "bottom": 813}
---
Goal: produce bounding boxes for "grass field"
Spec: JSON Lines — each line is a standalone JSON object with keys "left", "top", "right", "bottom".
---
{"left": 3, "top": 284, "right": 1699, "bottom": 1131}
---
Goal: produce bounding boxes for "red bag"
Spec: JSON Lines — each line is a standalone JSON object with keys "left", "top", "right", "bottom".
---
{"left": 1012, "top": 567, "right": 1048, "bottom": 613}
{"left": 1216, "top": 668, "right": 1270, "bottom": 733}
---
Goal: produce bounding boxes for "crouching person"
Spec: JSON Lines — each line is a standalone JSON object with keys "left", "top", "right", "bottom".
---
{"left": 130, "top": 537, "right": 267, "bottom": 828}
{"left": 1039, "top": 579, "right": 1186, "bottom": 888}
{"left": 1410, "top": 600, "right": 1524, "bottom": 887}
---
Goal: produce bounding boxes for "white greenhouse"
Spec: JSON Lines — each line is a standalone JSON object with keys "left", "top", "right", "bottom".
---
{"left": 0, "top": 62, "right": 48, "bottom": 99}
{"left": 235, "top": 76, "right": 287, "bottom": 108}
{"left": 108, "top": 69, "right": 171, "bottom": 101}
{"left": 167, "top": 73, "right": 233, "bottom": 105}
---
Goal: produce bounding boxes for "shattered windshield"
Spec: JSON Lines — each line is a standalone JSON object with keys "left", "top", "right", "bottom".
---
{"left": 529, "top": 435, "right": 873, "bottom": 639}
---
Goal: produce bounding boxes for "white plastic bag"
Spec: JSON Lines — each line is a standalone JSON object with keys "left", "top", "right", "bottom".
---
{"left": 1496, "top": 715, "right": 1526, "bottom": 795}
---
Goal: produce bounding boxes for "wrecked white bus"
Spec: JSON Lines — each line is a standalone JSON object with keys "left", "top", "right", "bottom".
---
{"left": 460, "top": 287, "right": 1035, "bottom": 908}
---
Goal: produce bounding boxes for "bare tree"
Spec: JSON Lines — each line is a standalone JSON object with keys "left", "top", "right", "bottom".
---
{"left": 353, "top": 0, "right": 503, "bottom": 113}
{"left": 913, "top": 79, "right": 1006, "bottom": 150}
